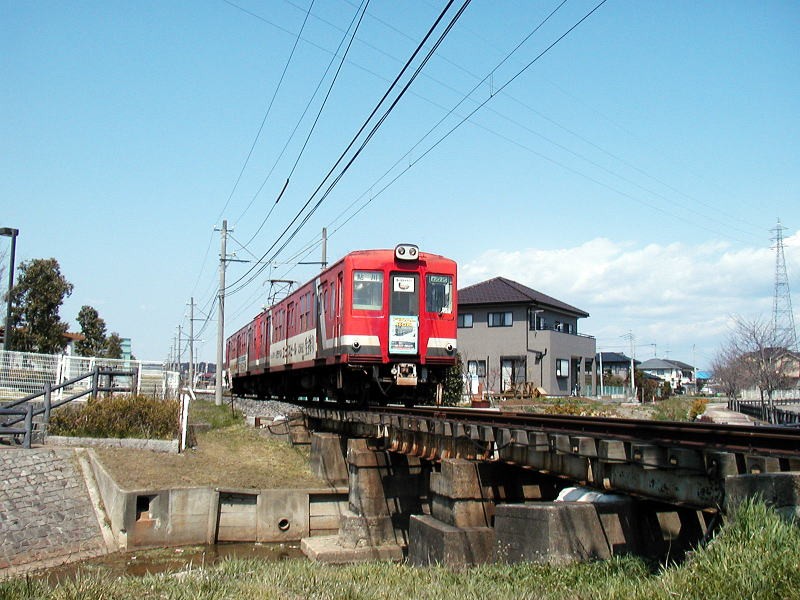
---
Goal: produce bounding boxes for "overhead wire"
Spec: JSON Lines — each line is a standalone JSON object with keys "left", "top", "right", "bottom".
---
{"left": 222, "top": 0, "right": 470, "bottom": 297}
{"left": 235, "top": 0, "right": 372, "bottom": 247}
{"left": 213, "top": 0, "right": 317, "bottom": 225}
{"left": 325, "top": 0, "right": 608, "bottom": 233}
{"left": 318, "top": 0, "right": 763, "bottom": 243}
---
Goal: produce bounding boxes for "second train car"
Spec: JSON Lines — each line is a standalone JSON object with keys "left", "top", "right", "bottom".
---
{"left": 226, "top": 244, "right": 457, "bottom": 405}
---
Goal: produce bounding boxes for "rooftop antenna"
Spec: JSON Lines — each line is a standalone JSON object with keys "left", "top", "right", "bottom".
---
{"left": 771, "top": 219, "right": 798, "bottom": 350}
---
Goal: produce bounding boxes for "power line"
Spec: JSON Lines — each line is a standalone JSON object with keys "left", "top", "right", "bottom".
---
{"left": 213, "top": 0, "right": 317, "bottom": 225}
{"left": 223, "top": 0, "right": 470, "bottom": 297}
{"left": 235, "top": 0, "right": 372, "bottom": 246}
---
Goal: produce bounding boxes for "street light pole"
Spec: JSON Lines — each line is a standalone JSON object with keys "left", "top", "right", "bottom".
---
{"left": 0, "top": 227, "right": 18, "bottom": 351}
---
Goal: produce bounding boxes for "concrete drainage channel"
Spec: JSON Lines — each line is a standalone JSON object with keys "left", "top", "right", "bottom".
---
{"left": 86, "top": 451, "right": 349, "bottom": 551}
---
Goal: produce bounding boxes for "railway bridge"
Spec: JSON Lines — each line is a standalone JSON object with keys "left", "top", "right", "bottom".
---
{"left": 300, "top": 405, "right": 800, "bottom": 566}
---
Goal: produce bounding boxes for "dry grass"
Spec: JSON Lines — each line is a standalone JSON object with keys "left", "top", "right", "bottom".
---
{"left": 94, "top": 422, "right": 326, "bottom": 491}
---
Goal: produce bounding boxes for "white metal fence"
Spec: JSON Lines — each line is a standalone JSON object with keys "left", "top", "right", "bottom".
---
{"left": 740, "top": 387, "right": 800, "bottom": 402}
{"left": 0, "top": 350, "right": 180, "bottom": 402}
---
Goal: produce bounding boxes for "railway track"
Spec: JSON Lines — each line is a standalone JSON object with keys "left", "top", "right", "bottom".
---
{"left": 374, "top": 405, "right": 800, "bottom": 459}
{"left": 301, "top": 402, "right": 800, "bottom": 506}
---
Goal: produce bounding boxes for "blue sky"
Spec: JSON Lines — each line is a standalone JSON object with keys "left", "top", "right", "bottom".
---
{"left": 2, "top": 0, "right": 798, "bottom": 369}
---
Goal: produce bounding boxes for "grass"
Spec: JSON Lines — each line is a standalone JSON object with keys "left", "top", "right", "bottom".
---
{"left": 1, "top": 500, "right": 797, "bottom": 599}
{"left": 650, "top": 397, "right": 700, "bottom": 422}
{"left": 92, "top": 399, "right": 322, "bottom": 490}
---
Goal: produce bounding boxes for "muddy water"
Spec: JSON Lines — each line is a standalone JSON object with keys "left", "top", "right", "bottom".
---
{"left": 46, "top": 542, "right": 305, "bottom": 582}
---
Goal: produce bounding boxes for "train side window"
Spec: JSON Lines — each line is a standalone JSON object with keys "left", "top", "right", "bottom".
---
{"left": 426, "top": 274, "right": 453, "bottom": 314}
{"left": 353, "top": 271, "right": 383, "bottom": 310}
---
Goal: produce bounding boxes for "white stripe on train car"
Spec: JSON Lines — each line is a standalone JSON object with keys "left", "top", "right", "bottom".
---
{"left": 340, "top": 334, "right": 381, "bottom": 348}
{"left": 427, "top": 337, "right": 457, "bottom": 349}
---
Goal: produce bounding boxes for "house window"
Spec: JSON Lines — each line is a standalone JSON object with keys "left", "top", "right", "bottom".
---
{"left": 529, "top": 313, "right": 545, "bottom": 330}
{"left": 457, "top": 313, "right": 473, "bottom": 328}
{"left": 556, "top": 359, "right": 569, "bottom": 378}
{"left": 353, "top": 271, "right": 383, "bottom": 310}
{"left": 467, "top": 360, "right": 486, "bottom": 377}
{"left": 488, "top": 311, "right": 512, "bottom": 327}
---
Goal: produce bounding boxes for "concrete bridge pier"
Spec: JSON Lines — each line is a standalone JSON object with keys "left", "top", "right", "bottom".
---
{"left": 408, "top": 459, "right": 558, "bottom": 566}
{"left": 303, "top": 435, "right": 430, "bottom": 563}
{"left": 724, "top": 471, "right": 800, "bottom": 521}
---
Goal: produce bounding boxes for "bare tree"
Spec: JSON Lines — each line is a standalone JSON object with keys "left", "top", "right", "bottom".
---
{"left": 725, "top": 316, "right": 793, "bottom": 407}
{"left": 710, "top": 339, "right": 750, "bottom": 400}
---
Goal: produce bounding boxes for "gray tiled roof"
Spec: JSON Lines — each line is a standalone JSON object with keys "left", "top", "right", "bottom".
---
{"left": 639, "top": 358, "right": 695, "bottom": 371}
{"left": 597, "top": 352, "right": 639, "bottom": 365}
{"left": 458, "top": 277, "right": 589, "bottom": 317}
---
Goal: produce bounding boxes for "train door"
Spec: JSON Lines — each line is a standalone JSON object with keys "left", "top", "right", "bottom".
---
{"left": 335, "top": 272, "right": 343, "bottom": 347}
{"left": 286, "top": 301, "right": 295, "bottom": 365}
{"left": 388, "top": 272, "right": 419, "bottom": 355}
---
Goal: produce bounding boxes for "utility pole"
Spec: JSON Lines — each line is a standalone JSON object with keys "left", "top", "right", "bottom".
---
{"left": 216, "top": 220, "right": 228, "bottom": 406}
{"left": 321, "top": 227, "right": 327, "bottom": 270}
{"left": 188, "top": 297, "right": 195, "bottom": 391}
{"left": 622, "top": 331, "right": 636, "bottom": 401}
{"left": 177, "top": 324, "right": 183, "bottom": 381}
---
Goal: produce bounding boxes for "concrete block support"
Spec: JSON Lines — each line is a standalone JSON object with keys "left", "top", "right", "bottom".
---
{"left": 409, "top": 458, "right": 497, "bottom": 566}
{"left": 494, "top": 501, "right": 640, "bottom": 565}
{"left": 724, "top": 472, "right": 800, "bottom": 521}
{"left": 310, "top": 432, "right": 349, "bottom": 487}
{"left": 408, "top": 515, "right": 495, "bottom": 567}
{"left": 303, "top": 438, "right": 429, "bottom": 563}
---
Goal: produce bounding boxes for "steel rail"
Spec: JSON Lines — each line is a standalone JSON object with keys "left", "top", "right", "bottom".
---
{"left": 374, "top": 405, "right": 800, "bottom": 458}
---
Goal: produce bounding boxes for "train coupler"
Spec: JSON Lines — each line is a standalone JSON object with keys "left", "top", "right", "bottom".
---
{"left": 391, "top": 363, "right": 418, "bottom": 386}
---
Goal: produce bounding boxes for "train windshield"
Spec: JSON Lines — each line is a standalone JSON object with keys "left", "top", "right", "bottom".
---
{"left": 426, "top": 274, "right": 453, "bottom": 314}
{"left": 390, "top": 273, "right": 419, "bottom": 316}
{"left": 353, "top": 271, "right": 383, "bottom": 310}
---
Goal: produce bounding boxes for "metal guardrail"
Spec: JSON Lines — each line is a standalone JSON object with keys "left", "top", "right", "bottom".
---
{"left": 727, "top": 399, "right": 800, "bottom": 427}
{"left": 0, "top": 366, "right": 137, "bottom": 448}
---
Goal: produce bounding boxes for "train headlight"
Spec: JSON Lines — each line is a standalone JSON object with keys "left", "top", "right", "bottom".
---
{"left": 352, "top": 340, "right": 361, "bottom": 351}
{"left": 395, "top": 244, "right": 419, "bottom": 261}
{"left": 446, "top": 343, "right": 454, "bottom": 353}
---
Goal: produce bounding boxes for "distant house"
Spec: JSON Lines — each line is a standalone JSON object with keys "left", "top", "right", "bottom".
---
{"left": 638, "top": 358, "right": 695, "bottom": 392}
{"left": 457, "top": 277, "right": 596, "bottom": 397}
{"left": 596, "top": 352, "right": 639, "bottom": 380}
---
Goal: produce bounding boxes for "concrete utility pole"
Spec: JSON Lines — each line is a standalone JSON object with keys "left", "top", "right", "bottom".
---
{"left": 188, "top": 297, "right": 195, "bottom": 391}
{"left": 216, "top": 220, "right": 228, "bottom": 406}
{"left": 622, "top": 331, "right": 636, "bottom": 401}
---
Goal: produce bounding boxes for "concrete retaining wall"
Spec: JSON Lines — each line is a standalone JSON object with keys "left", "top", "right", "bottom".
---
{"left": 87, "top": 450, "right": 347, "bottom": 550}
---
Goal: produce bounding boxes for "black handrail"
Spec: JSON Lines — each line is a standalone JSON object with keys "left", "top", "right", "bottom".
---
{"left": 0, "top": 366, "right": 138, "bottom": 446}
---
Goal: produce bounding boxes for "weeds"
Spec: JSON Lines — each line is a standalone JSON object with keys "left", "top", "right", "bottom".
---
{"left": 3, "top": 501, "right": 796, "bottom": 600}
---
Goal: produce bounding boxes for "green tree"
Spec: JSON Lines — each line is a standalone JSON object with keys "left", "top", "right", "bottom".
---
{"left": 634, "top": 369, "right": 661, "bottom": 403}
{"left": 105, "top": 332, "right": 123, "bottom": 359}
{"left": 440, "top": 353, "right": 465, "bottom": 406}
{"left": 75, "top": 305, "right": 108, "bottom": 357}
{"left": 8, "top": 258, "right": 74, "bottom": 353}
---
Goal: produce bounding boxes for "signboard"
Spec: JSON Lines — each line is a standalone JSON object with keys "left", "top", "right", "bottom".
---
{"left": 393, "top": 276, "right": 415, "bottom": 293}
{"left": 389, "top": 315, "right": 418, "bottom": 354}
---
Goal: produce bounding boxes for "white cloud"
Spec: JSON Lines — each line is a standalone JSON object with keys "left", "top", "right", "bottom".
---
{"left": 459, "top": 237, "right": 799, "bottom": 368}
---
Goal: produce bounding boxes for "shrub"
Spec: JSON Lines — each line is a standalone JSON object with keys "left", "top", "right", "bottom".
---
{"left": 49, "top": 394, "right": 180, "bottom": 440}
{"left": 688, "top": 398, "right": 709, "bottom": 420}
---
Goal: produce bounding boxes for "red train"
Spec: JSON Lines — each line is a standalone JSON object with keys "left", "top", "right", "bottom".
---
{"left": 226, "top": 244, "right": 457, "bottom": 405}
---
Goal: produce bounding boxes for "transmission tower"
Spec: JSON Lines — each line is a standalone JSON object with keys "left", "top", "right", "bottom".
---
{"left": 771, "top": 219, "right": 798, "bottom": 350}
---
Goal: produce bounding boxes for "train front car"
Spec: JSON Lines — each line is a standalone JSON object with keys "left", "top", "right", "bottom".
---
{"left": 336, "top": 244, "right": 457, "bottom": 405}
